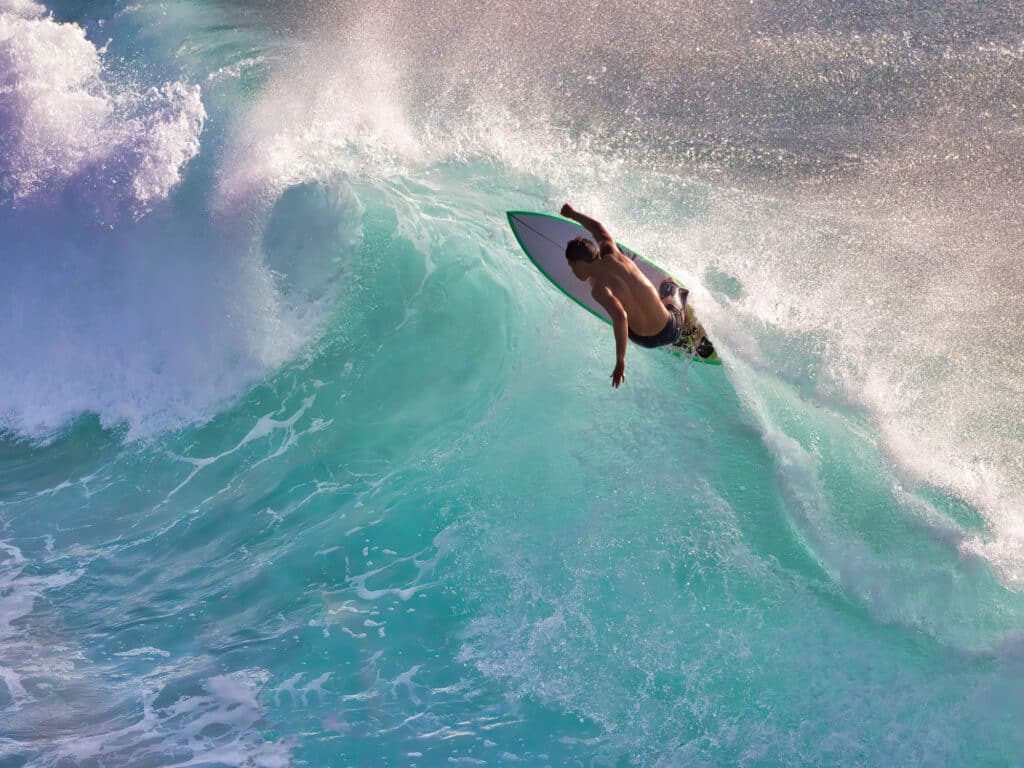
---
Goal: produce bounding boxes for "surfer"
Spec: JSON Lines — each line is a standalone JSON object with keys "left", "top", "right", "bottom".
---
{"left": 560, "top": 203, "right": 698, "bottom": 388}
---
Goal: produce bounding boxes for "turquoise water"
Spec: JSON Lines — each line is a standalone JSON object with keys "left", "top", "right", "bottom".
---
{"left": 3, "top": 1, "right": 1024, "bottom": 765}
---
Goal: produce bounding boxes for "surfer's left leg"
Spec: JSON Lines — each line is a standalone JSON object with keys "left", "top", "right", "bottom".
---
{"left": 662, "top": 279, "right": 709, "bottom": 352}
{"left": 659, "top": 278, "right": 688, "bottom": 312}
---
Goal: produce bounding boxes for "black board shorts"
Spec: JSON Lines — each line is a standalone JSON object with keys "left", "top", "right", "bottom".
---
{"left": 628, "top": 306, "right": 684, "bottom": 349}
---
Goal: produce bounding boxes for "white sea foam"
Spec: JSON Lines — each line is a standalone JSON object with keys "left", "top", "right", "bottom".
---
{"left": 0, "top": 3, "right": 204, "bottom": 217}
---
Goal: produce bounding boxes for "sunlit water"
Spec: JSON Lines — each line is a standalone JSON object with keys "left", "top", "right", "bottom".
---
{"left": 2, "top": 1, "right": 1024, "bottom": 765}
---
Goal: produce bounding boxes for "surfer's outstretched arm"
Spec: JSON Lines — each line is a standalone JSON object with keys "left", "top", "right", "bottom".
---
{"left": 560, "top": 204, "right": 615, "bottom": 254}
{"left": 592, "top": 284, "right": 628, "bottom": 389}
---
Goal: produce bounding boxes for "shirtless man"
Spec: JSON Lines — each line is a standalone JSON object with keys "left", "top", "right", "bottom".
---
{"left": 560, "top": 203, "right": 692, "bottom": 388}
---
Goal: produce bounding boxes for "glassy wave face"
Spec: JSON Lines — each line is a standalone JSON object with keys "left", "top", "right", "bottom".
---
{"left": 2, "top": 0, "right": 1023, "bottom": 765}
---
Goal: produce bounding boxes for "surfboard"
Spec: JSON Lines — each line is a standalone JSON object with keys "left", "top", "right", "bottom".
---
{"left": 507, "top": 211, "right": 721, "bottom": 365}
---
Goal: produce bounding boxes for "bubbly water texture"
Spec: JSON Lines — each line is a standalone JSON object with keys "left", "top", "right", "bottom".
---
{"left": 1, "top": 1, "right": 1023, "bottom": 765}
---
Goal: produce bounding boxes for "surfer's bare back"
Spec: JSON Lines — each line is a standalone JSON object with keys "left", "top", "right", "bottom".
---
{"left": 560, "top": 203, "right": 692, "bottom": 388}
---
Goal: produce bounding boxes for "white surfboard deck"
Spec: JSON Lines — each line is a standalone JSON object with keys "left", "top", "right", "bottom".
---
{"left": 507, "top": 211, "right": 719, "bottom": 364}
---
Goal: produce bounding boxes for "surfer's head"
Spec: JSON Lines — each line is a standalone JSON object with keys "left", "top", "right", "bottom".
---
{"left": 566, "top": 237, "right": 599, "bottom": 263}
{"left": 566, "top": 237, "right": 600, "bottom": 280}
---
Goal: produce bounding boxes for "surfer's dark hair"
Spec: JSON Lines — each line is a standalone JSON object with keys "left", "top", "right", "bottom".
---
{"left": 566, "top": 237, "right": 600, "bottom": 263}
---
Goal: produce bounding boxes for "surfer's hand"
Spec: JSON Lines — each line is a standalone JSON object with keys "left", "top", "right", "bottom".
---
{"left": 611, "top": 360, "right": 625, "bottom": 388}
{"left": 560, "top": 203, "right": 574, "bottom": 217}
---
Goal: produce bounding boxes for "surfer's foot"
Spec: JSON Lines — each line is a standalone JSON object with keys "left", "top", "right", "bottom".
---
{"left": 695, "top": 333, "right": 715, "bottom": 359}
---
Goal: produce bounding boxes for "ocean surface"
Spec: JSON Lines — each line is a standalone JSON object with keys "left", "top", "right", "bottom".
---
{"left": 2, "top": 1, "right": 1024, "bottom": 765}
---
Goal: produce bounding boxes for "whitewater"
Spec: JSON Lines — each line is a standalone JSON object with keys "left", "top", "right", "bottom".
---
{"left": 2, "top": 0, "right": 1023, "bottom": 765}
